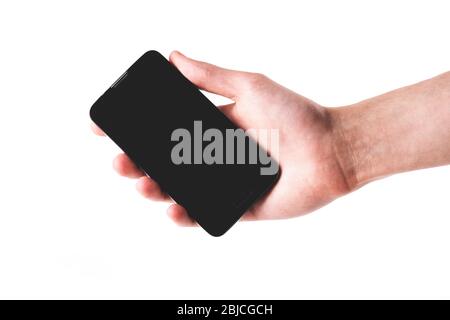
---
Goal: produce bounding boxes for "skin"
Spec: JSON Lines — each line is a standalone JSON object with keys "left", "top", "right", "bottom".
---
{"left": 92, "top": 51, "right": 450, "bottom": 226}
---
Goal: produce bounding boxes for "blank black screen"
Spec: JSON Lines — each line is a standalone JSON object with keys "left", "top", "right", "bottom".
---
{"left": 90, "top": 51, "right": 278, "bottom": 236}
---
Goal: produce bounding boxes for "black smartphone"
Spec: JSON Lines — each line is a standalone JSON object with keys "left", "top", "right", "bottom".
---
{"left": 90, "top": 51, "right": 279, "bottom": 236}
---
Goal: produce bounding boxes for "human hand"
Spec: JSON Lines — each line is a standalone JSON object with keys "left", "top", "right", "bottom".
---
{"left": 92, "top": 51, "right": 352, "bottom": 226}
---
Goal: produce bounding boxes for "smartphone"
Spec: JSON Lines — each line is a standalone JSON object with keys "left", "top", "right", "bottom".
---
{"left": 90, "top": 51, "right": 279, "bottom": 236}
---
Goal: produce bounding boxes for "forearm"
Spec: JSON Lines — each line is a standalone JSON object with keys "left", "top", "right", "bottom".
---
{"left": 330, "top": 71, "right": 450, "bottom": 190}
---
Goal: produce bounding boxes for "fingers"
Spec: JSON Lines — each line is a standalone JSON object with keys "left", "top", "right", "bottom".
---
{"left": 113, "top": 153, "right": 170, "bottom": 201}
{"left": 136, "top": 176, "right": 170, "bottom": 201}
{"left": 111, "top": 152, "right": 255, "bottom": 226}
{"left": 113, "top": 153, "right": 144, "bottom": 178}
{"left": 167, "top": 204, "right": 196, "bottom": 227}
{"left": 169, "top": 51, "right": 247, "bottom": 99}
{"left": 91, "top": 122, "right": 105, "bottom": 136}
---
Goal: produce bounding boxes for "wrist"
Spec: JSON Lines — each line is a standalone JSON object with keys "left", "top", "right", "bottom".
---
{"left": 328, "top": 104, "right": 372, "bottom": 191}
{"left": 328, "top": 72, "right": 450, "bottom": 193}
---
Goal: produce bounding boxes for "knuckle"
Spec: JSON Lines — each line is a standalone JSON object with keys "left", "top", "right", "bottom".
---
{"left": 245, "top": 72, "right": 268, "bottom": 89}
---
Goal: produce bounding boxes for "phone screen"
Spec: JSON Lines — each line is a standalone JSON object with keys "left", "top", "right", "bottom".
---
{"left": 90, "top": 51, "right": 279, "bottom": 236}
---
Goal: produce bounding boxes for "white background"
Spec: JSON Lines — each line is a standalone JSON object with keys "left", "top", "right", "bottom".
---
{"left": 0, "top": 0, "right": 449, "bottom": 299}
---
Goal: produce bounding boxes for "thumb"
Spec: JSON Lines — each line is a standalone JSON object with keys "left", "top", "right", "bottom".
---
{"left": 169, "top": 51, "right": 244, "bottom": 99}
